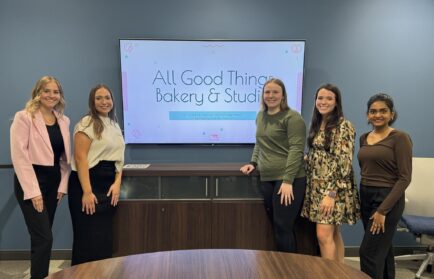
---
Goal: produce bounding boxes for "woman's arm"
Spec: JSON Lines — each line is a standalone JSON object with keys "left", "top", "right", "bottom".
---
{"left": 377, "top": 132, "right": 413, "bottom": 215}
{"left": 74, "top": 131, "right": 98, "bottom": 215}
{"left": 324, "top": 120, "right": 356, "bottom": 193}
{"left": 10, "top": 111, "right": 42, "bottom": 200}
{"left": 57, "top": 153, "right": 70, "bottom": 203}
{"left": 240, "top": 144, "right": 258, "bottom": 175}
{"left": 57, "top": 116, "right": 71, "bottom": 202}
{"left": 279, "top": 113, "right": 306, "bottom": 206}
{"left": 107, "top": 170, "right": 122, "bottom": 206}
{"left": 283, "top": 114, "right": 306, "bottom": 184}
{"left": 318, "top": 120, "right": 355, "bottom": 216}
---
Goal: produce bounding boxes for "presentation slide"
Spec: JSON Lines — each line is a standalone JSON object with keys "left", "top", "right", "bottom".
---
{"left": 119, "top": 39, "right": 305, "bottom": 144}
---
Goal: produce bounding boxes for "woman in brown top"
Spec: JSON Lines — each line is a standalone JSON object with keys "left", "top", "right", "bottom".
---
{"left": 358, "top": 93, "right": 412, "bottom": 279}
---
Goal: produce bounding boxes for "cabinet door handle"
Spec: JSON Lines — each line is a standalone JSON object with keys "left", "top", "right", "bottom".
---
{"left": 215, "top": 178, "right": 219, "bottom": 197}
{"left": 205, "top": 178, "right": 208, "bottom": 197}
{"left": 161, "top": 207, "right": 165, "bottom": 212}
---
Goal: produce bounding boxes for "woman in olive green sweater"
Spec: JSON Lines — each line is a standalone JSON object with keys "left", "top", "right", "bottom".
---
{"left": 241, "top": 78, "right": 306, "bottom": 252}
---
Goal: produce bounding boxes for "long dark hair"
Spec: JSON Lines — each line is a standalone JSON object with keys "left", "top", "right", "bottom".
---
{"left": 83, "top": 84, "right": 117, "bottom": 139}
{"left": 307, "top": 84, "right": 344, "bottom": 150}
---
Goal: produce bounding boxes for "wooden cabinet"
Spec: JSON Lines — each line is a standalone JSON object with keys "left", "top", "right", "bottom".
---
{"left": 113, "top": 163, "right": 318, "bottom": 257}
{"left": 211, "top": 201, "right": 274, "bottom": 249}
{"left": 113, "top": 201, "right": 211, "bottom": 255}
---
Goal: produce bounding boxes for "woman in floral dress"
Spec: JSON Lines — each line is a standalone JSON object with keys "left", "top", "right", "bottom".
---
{"left": 301, "top": 84, "right": 360, "bottom": 262}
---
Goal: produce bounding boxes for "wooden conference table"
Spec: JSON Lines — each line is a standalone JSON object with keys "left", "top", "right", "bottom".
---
{"left": 47, "top": 249, "right": 369, "bottom": 279}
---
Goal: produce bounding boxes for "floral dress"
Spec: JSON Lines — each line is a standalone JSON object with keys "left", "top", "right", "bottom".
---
{"left": 301, "top": 119, "right": 360, "bottom": 225}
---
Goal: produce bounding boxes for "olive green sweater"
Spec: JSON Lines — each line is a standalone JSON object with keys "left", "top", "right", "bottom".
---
{"left": 251, "top": 109, "right": 306, "bottom": 183}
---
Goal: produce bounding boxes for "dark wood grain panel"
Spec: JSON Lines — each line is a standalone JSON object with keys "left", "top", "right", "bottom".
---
{"left": 211, "top": 201, "right": 275, "bottom": 250}
{"left": 113, "top": 201, "right": 211, "bottom": 256}
{"left": 211, "top": 201, "right": 320, "bottom": 255}
{"left": 160, "top": 201, "right": 212, "bottom": 251}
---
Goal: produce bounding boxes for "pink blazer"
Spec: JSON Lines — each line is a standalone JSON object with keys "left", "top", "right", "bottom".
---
{"left": 10, "top": 110, "right": 71, "bottom": 200}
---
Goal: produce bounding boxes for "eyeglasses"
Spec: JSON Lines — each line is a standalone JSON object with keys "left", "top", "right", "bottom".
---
{"left": 368, "top": 108, "right": 390, "bottom": 115}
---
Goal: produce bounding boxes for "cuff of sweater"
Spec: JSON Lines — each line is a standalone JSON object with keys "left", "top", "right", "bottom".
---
{"left": 283, "top": 176, "right": 294, "bottom": 185}
{"left": 376, "top": 207, "right": 387, "bottom": 215}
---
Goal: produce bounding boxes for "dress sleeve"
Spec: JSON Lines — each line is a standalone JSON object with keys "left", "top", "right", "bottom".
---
{"left": 325, "top": 120, "right": 356, "bottom": 192}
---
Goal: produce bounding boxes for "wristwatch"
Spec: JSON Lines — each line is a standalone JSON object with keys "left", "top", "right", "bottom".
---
{"left": 327, "top": 191, "right": 337, "bottom": 199}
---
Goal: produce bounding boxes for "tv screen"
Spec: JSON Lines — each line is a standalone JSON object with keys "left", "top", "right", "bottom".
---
{"left": 119, "top": 39, "right": 305, "bottom": 144}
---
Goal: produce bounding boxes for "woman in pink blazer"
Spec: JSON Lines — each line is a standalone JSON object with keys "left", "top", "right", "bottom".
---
{"left": 10, "top": 76, "right": 71, "bottom": 279}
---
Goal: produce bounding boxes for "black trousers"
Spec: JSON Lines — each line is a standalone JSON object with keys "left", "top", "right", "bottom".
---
{"left": 260, "top": 177, "right": 307, "bottom": 253}
{"left": 68, "top": 161, "right": 117, "bottom": 266}
{"left": 14, "top": 165, "right": 60, "bottom": 279}
{"left": 359, "top": 185, "right": 405, "bottom": 279}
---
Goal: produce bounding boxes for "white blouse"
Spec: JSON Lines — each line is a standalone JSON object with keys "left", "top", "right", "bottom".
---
{"left": 71, "top": 115, "right": 125, "bottom": 172}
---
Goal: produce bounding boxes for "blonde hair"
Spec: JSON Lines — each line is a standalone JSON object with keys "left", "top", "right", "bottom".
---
{"left": 25, "top": 76, "right": 65, "bottom": 116}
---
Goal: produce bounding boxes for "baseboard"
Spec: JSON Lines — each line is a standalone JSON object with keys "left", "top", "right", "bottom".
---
{"left": 0, "top": 246, "right": 426, "bottom": 260}
{"left": 0, "top": 250, "right": 71, "bottom": 260}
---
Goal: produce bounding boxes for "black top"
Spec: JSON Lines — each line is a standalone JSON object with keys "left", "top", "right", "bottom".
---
{"left": 46, "top": 120, "right": 65, "bottom": 165}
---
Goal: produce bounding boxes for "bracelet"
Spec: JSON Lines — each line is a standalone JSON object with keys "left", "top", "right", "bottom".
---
{"left": 327, "top": 191, "right": 337, "bottom": 199}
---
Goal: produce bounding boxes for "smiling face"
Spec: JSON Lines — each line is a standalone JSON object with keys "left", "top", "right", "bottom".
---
{"left": 263, "top": 82, "right": 284, "bottom": 113}
{"left": 38, "top": 81, "right": 61, "bottom": 111}
{"left": 368, "top": 100, "right": 394, "bottom": 129}
{"left": 94, "top": 87, "right": 113, "bottom": 116}
{"left": 315, "top": 88, "right": 337, "bottom": 118}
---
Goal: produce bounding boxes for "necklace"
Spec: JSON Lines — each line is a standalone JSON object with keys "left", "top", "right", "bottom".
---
{"left": 367, "top": 127, "right": 393, "bottom": 145}
{"left": 42, "top": 112, "right": 56, "bottom": 125}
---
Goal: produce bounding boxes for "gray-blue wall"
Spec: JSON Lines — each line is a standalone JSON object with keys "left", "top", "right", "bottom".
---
{"left": 1, "top": 0, "right": 433, "bottom": 251}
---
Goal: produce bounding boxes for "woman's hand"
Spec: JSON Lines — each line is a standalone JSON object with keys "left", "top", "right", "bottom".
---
{"left": 320, "top": 195, "right": 335, "bottom": 217}
{"left": 57, "top": 192, "right": 64, "bottom": 205}
{"left": 82, "top": 192, "right": 98, "bottom": 215}
{"left": 277, "top": 182, "right": 294, "bottom": 206}
{"left": 240, "top": 164, "right": 255, "bottom": 175}
{"left": 370, "top": 211, "right": 386, "bottom": 234}
{"left": 107, "top": 183, "right": 121, "bottom": 206}
{"left": 31, "top": 195, "right": 44, "bottom": 213}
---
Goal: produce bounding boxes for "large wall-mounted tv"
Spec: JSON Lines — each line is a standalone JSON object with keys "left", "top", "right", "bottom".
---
{"left": 119, "top": 39, "right": 305, "bottom": 144}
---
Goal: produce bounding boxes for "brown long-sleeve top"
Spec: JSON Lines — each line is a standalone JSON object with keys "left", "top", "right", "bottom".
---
{"left": 357, "top": 129, "right": 412, "bottom": 215}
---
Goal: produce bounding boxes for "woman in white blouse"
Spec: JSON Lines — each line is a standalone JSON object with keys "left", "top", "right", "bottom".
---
{"left": 68, "top": 84, "right": 125, "bottom": 265}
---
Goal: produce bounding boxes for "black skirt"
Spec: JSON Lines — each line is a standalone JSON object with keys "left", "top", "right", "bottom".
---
{"left": 68, "top": 160, "right": 117, "bottom": 265}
